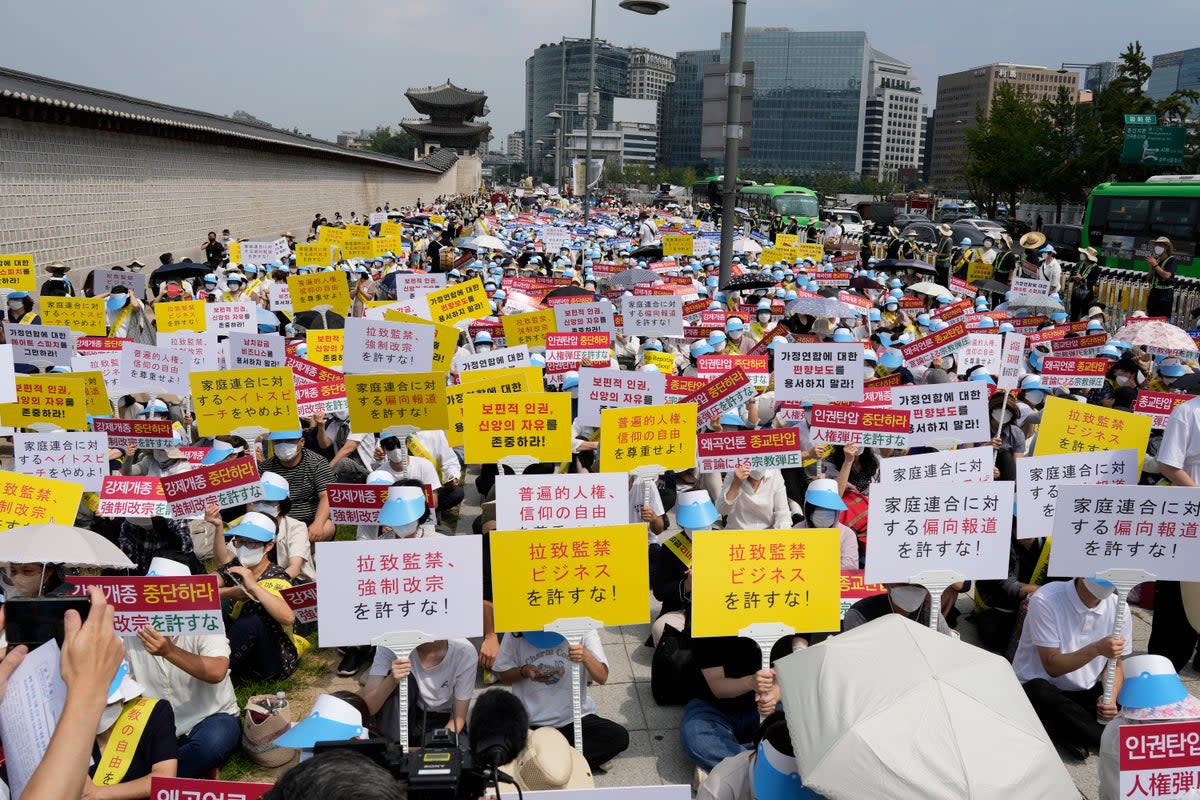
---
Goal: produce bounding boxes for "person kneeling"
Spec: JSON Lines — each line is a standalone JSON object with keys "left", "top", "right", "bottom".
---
{"left": 360, "top": 638, "right": 477, "bottom": 747}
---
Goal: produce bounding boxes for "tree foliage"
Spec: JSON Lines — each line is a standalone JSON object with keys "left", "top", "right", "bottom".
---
{"left": 363, "top": 126, "right": 422, "bottom": 159}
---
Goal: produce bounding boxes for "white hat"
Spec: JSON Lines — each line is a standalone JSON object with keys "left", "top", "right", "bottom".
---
{"left": 146, "top": 557, "right": 190, "bottom": 578}
{"left": 106, "top": 661, "right": 145, "bottom": 705}
{"left": 502, "top": 727, "right": 594, "bottom": 790}
{"left": 274, "top": 694, "right": 367, "bottom": 748}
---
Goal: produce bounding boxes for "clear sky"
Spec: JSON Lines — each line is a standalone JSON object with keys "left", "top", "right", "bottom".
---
{"left": 2, "top": 0, "right": 1197, "bottom": 145}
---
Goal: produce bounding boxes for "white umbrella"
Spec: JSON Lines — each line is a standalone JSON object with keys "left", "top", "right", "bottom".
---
{"left": 469, "top": 234, "right": 508, "bottom": 251}
{"left": 0, "top": 522, "right": 135, "bottom": 569}
{"left": 731, "top": 237, "right": 762, "bottom": 254}
{"left": 776, "top": 615, "right": 1077, "bottom": 800}
{"left": 908, "top": 281, "right": 951, "bottom": 297}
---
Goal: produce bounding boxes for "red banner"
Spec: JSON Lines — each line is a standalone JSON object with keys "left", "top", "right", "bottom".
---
{"left": 70, "top": 575, "right": 223, "bottom": 636}
{"left": 286, "top": 352, "right": 344, "bottom": 384}
{"left": 809, "top": 405, "right": 911, "bottom": 448}
{"left": 899, "top": 321, "right": 968, "bottom": 367}
{"left": 98, "top": 476, "right": 170, "bottom": 518}
{"left": 91, "top": 418, "right": 175, "bottom": 449}
{"left": 679, "top": 368, "right": 756, "bottom": 425}
{"left": 327, "top": 482, "right": 388, "bottom": 525}
{"left": 696, "top": 428, "right": 803, "bottom": 473}
{"left": 1132, "top": 390, "right": 1192, "bottom": 429}
{"left": 1039, "top": 357, "right": 1109, "bottom": 389}
{"left": 151, "top": 776, "right": 271, "bottom": 800}
{"left": 159, "top": 455, "right": 262, "bottom": 517}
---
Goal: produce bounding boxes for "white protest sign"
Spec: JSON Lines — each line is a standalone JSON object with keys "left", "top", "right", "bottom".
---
{"left": 268, "top": 283, "right": 293, "bottom": 313}
{"left": 315, "top": 536, "right": 484, "bottom": 648}
{"left": 73, "top": 352, "right": 122, "bottom": 395}
{"left": 369, "top": 212, "right": 388, "bottom": 225}
{"left": 92, "top": 269, "right": 146, "bottom": 298}
{"left": 6, "top": 323, "right": 71, "bottom": 367}
{"left": 342, "top": 317, "right": 435, "bottom": 374}
{"left": 1016, "top": 450, "right": 1138, "bottom": 541}
{"left": 774, "top": 343, "right": 864, "bottom": 403}
{"left": 119, "top": 342, "right": 190, "bottom": 396}
{"left": 159, "top": 456, "right": 263, "bottom": 518}
{"left": 457, "top": 344, "right": 531, "bottom": 374}
{"left": 891, "top": 382, "right": 990, "bottom": 447}
{"left": 620, "top": 295, "right": 684, "bottom": 338}
{"left": 0, "top": 640, "right": 66, "bottom": 800}
{"left": 554, "top": 301, "right": 615, "bottom": 334}
{"left": 0, "top": 345, "right": 16, "bottom": 403}
{"left": 997, "top": 332, "right": 1027, "bottom": 391}
{"left": 159, "top": 331, "right": 219, "bottom": 371}
{"left": 13, "top": 432, "right": 109, "bottom": 492}
{"left": 577, "top": 367, "right": 667, "bottom": 427}
{"left": 865, "top": 481, "right": 1015, "bottom": 583}
{"left": 228, "top": 333, "right": 285, "bottom": 370}
{"left": 879, "top": 448, "right": 993, "bottom": 485}
{"left": 540, "top": 226, "right": 570, "bottom": 252}
{"left": 1049, "top": 485, "right": 1200, "bottom": 581}
{"left": 98, "top": 476, "right": 171, "bottom": 518}
{"left": 238, "top": 238, "right": 290, "bottom": 264}
{"left": 204, "top": 301, "right": 255, "bottom": 334}
{"left": 495, "top": 472, "right": 629, "bottom": 531}
{"left": 1010, "top": 276, "right": 1052, "bottom": 296}
{"left": 957, "top": 333, "right": 1002, "bottom": 376}
{"left": 394, "top": 273, "right": 448, "bottom": 301}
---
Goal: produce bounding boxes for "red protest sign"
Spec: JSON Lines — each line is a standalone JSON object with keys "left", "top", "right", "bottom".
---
{"left": 840, "top": 570, "right": 887, "bottom": 619}
{"left": 327, "top": 482, "right": 388, "bottom": 525}
{"left": 70, "top": 575, "right": 223, "bottom": 636}
{"left": 295, "top": 379, "right": 349, "bottom": 417}
{"left": 98, "top": 476, "right": 170, "bottom": 518}
{"left": 696, "top": 354, "right": 770, "bottom": 387}
{"left": 949, "top": 277, "right": 976, "bottom": 297}
{"left": 1132, "top": 390, "right": 1192, "bottom": 429}
{"left": 544, "top": 331, "right": 613, "bottom": 386}
{"left": 151, "top": 777, "right": 271, "bottom": 800}
{"left": 1028, "top": 320, "right": 1090, "bottom": 345}
{"left": 899, "top": 296, "right": 925, "bottom": 311}
{"left": 159, "top": 455, "right": 263, "bottom": 518}
{"left": 280, "top": 582, "right": 319, "bottom": 625}
{"left": 1049, "top": 332, "right": 1108, "bottom": 356}
{"left": 680, "top": 367, "right": 756, "bottom": 425}
{"left": 665, "top": 374, "right": 707, "bottom": 400}
{"left": 1119, "top": 720, "right": 1200, "bottom": 797}
{"left": 91, "top": 418, "right": 175, "bottom": 449}
{"left": 813, "top": 271, "right": 852, "bottom": 286}
{"left": 696, "top": 428, "right": 803, "bottom": 473}
{"left": 748, "top": 324, "right": 789, "bottom": 354}
{"left": 286, "top": 351, "right": 344, "bottom": 384}
{"left": 838, "top": 291, "right": 872, "bottom": 311}
{"left": 1039, "top": 357, "right": 1108, "bottom": 389}
{"left": 899, "top": 321, "right": 968, "bottom": 367}
{"left": 931, "top": 299, "right": 972, "bottom": 322}
{"left": 76, "top": 336, "right": 131, "bottom": 353}
{"left": 809, "top": 405, "right": 911, "bottom": 449}
{"left": 861, "top": 374, "right": 900, "bottom": 406}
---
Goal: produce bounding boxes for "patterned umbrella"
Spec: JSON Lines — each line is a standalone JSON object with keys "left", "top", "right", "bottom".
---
{"left": 786, "top": 297, "right": 857, "bottom": 318}
{"left": 1112, "top": 320, "right": 1198, "bottom": 355}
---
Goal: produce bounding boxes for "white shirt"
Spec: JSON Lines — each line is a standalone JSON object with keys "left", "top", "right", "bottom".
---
{"left": 415, "top": 430, "right": 461, "bottom": 483}
{"left": 1039, "top": 259, "right": 1063, "bottom": 292}
{"left": 1156, "top": 396, "right": 1200, "bottom": 484}
{"left": 274, "top": 515, "right": 315, "bottom": 581}
{"left": 124, "top": 634, "right": 239, "bottom": 737}
{"left": 1012, "top": 580, "right": 1132, "bottom": 691}
{"left": 493, "top": 630, "right": 607, "bottom": 728}
{"left": 375, "top": 454, "right": 442, "bottom": 491}
{"left": 638, "top": 221, "right": 657, "bottom": 246}
{"left": 369, "top": 638, "right": 477, "bottom": 713}
{"left": 628, "top": 479, "right": 665, "bottom": 544}
{"left": 717, "top": 470, "right": 792, "bottom": 530}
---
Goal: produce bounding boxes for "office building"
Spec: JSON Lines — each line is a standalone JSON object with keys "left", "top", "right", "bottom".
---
{"left": 627, "top": 48, "right": 676, "bottom": 103}
{"left": 1148, "top": 48, "right": 1200, "bottom": 113}
{"left": 1084, "top": 61, "right": 1121, "bottom": 94}
{"left": 659, "top": 49, "right": 720, "bottom": 168}
{"left": 930, "top": 63, "right": 1079, "bottom": 189}
{"left": 861, "top": 49, "right": 927, "bottom": 183}
{"left": 565, "top": 98, "right": 658, "bottom": 170}
{"left": 505, "top": 130, "right": 525, "bottom": 160}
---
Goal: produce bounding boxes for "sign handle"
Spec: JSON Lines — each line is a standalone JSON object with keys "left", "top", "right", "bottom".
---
{"left": 372, "top": 630, "right": 436, "bottom": 754}
{"left": 907, "top": 569, "right": 964, "bottom": 633}
{"left": 631, "top": 465, "right": 665, "bottom": 512}
{"left": 546, "top": 617, "right": 603, "bottom": 756}
{"left": 498, "top": 455, "right": 539, "bottom": 476}
{"left": 1095, "top": 569, "right": 1155, "bottom": 722}
{"left": 739, "top": 622, "right": 794, "bottom": 720}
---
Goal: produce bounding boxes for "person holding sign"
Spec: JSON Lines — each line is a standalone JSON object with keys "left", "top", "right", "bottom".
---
{"left": 842, "top": 585, "right": 951, "bottom": 634}
{"left": 101, "top": 287, "right": 152, "bottom": 342}
{"left": 360, "top": 638, "right": 478, "bottom": 747}
{"left": 493, "top": 630, "right": 629, "bottom": 771}
{"left": 261, "top": 430, "right": 335, "bottom": 544}
{"left": 3, "top": 290, "right": 39, "bottom": 326}
{"left": 718, "top": 465, "right": 791, "bottom": 531}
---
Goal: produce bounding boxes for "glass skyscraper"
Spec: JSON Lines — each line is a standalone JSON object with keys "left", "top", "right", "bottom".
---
{"left": 1148, "top": 48, "right": 1200, "bottom": 116}
{"left": 660, "top": 49, "right": 720, "bottom": 169}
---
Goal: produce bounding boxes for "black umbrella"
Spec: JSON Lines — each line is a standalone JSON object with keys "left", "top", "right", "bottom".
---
{"left": 402, "top": 214, "right": 431, "bottom": 225}
{"left": 893, "top": 259, "right": 937, "bottom": 274}
{"left": 971, "top": 279, "right": 1010, "bottom": 294}
{"left": 630, "top": 244, "right": 663, "bottom": 260}
{"left": 151, "top": 260, "right": 211, "bottom": 282}
{"left": 543, "top": 286, "right": 600, "bottom": 301}
{"left": 1173, "top": 373, "right": 1200, "bottom": 394}
{"left": 723, "top": 274, "right": 777, "bottom": 292}
{"left": 849, "top": 275, "right": 884, "bottom": 291}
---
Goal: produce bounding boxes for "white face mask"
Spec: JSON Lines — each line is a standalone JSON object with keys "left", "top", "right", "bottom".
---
{"left": 273, "top": 442, "right": 299, "bottom": 461}
{"left": 1082, "top": 578, "right": 1115, "bottom": 601}
{"left": 889, "top": 585, "right": 928, "bottom": 613}
{"left": 476, "top": 344, "right": 492, "bottom": 353}
{"left": 237, "top": 544, "right": 265, "bottom": 568}
{"left": 97, "top": 702, "right": 124, "bottom": 735}
{"left": 992, "top": 409, "right": 1011, "bottom": 425}
{"left": 864, "top": 366, "right": 877, "bottom": 379}
{"left": 381, "top": 521, "right": 419, "bottom": 540}
{"left": 1, "top": 571, "right": 42, "bottom": 599}
{"left": 249, "top": 501, "right": 279, "bottom": 516}
{"left": 727, "top": 329, "right": 743, "bottom": 341}
{"left": 1115, "top": 375, "right": 1131, "bottom": 387}
{"left": 385, "top": 446, "right": 404, "bottom": 465}
{"left": 1154, "top": 246, "right": 1166, "bottom": 257}
{"left": 1024, "top": 390, "right": 1045, "bottom": 406}
{"left": 7, "top": 300, "right": 23, "bottom": 311}
{"left": 809, "top": 509, "right": 839, "bottom": 528}
{"left": 748, "top": 468, "right": 765, "bottom": 481}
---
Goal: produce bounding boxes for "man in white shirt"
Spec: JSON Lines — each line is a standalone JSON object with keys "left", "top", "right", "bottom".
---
{"left": 1039, "top": 246, "right": 1064, "bottom": 293}
{"left": 638, "top": 212, "right": 657, "bottom": 246}
{"left": 361, "top": 638, "right": 478, "bottom": 746}
{"left": 1012, "top": 577, "right": 1131, "bottom": 758}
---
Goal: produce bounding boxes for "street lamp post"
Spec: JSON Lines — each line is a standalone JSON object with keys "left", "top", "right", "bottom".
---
{"left": 583, "top": 0, "right": 598, "bottom": 220}
{"left": 546, "top": 111, "right": 563, "bottom": 193}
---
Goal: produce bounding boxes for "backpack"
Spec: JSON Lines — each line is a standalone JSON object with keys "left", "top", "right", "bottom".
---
{"left": 839, "top": 486, "right": 869, "bottom": 536}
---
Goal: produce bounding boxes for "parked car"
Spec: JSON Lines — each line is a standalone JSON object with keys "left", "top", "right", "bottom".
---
{"left": 893, "top": 212, "right": 930, "bottom": 228}
{"left": 955, "top": 218, "right": 1007, "bottom": 241}
{"left": 899, "top": 221, "right": 995, "bottom": 249}
{"left": 827, "top": 208, "right": 864, "bottom": 236}
{"left": 1041, "top": 223, "right": 1082, "bottom": 263}
{"left": 899, "top": 222, "right": 939, "bottom": 247}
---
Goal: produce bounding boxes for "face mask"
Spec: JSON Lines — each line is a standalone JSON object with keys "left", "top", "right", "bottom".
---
{"left": 381, "top": 521, "right": 419, "bottom": 539}
{"left": 2, "top": 572, "right": 42, "bottom": 599}
{"left": 748, "top": 468, "right": 765, "bottom": 481}
{"left": 1082, "top": 578, "right": 1115, "bottom": 601}
{"left": 273, "top": 442, "right": 299, "bottom": 461}
{"left": 1024, "top": 390, "right": 1045, "bottom": 406}
{"left": 757, "top": 312, "right": 771, "bottom": 324}
{"left": 476, "top": 344, "right": 492, "bottom": 353}
{"left": 889, "top": 585, "right": 928, "bottom": 613}
{"left": 97, "top": 702, "right": 124, "bottom": 735}
{"left": 864, "top": 366, "right": 877, "bottom": 379}
{"left": 1115, "top": 375, "right": 1131, "bottom": 387}
{"left": 237, "top": 544, "right": 265, "bottom": 568}
{"left": 7, "top": 300, "right": 23, "bottom": 311}
{"left": 250, "top": 501, "right": 279, "bottom": 516}
{"left": 1154, "top": 246, "right": 1166, "bottom": 256}
{"left": 885, "top": 304, "right": 898, "bottom": 312}
{"left": 727, "top": 329, "right": 743, "bottom": 341}
{"left": 385, "top": 446, "right": 404, "bottom": 465}
{"left": 992, "top": 409, "right": 1011, "bottom": 425}
{"left": 809, "top": 509, "right": 839, "bottom": 528}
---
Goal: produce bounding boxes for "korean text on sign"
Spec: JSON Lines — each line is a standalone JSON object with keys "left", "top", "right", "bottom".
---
{"left": 70, "top": 576, "right": 224, "bottom": 637}
{"left": 315, "top": 537, "right": 483, "bottom": 648}
{"left": 839, "top": 570, "right": 887, "bottom": 620}
{"left": 891, "top": 382, "right": 990, "bottom": 447}
{"left": 577, "top": 367, "right": 666, "bottom": 427}
{"left": 150, "top": 776, "right": 271, "bottom": 800}
{"left": 1132, "top": 391, "right": 1192, "bottom": 430}
{"left": 679, "top": 367, "right": 757, "bottom": 426}
{"left": 190, "top": 367, "right": 299, "bottom": 436}
{"left": 294, "top": 379, "right": 348, "bottom": 417}
{"left": 808, "top": 406, "right": 911, "bottom": 449}
{"left": 600, "top": 403, "right": 697, "bottom": 472}
{"left": 446, "top": 368, "right": 542, "bottom": 447}
{"left": 490, "top": 523, "right": 649, "bottom": 632}
{"left": 494, "top": 473, "right": 628, "bottom": 531}
{"left": 1119, "top": 720, "right": 1200, "bottom": 800}
{"left": 0, "top": 254, "right": 36, "bottom": 291}
{"left": 160, "top": 455, "right": 263, "bottom": 518}
{"left": 1039, "top": 357, "right": 1108, "bottom": 389}
{"left": 327, "top": 483, "right": 388, "bottom": 525}
{"left": 1015, "top": 450, "right": 1138, "bottom": 541}
{"left": 899, "top": 321, "right": 969, "bottom": 368}
{"left": 696, "top": 428, "right": 804, "bottom": 474}
{"left": 774, "top": 343, "right": 864, "bottom": 403}
{"left": 425, "top": 277, "right": 490, "bottom": 326}
{"left": 6, "top": 323, "right": 71, "bottom": 367}
{"left": 1, "top": 374, "right": 88, "bottom": 430}
{"left": 280, "top": 582, "right": 319, "bottom": 625}
{"left": 98, "top": 476, "right": 170, "bottom": 518}
{"left": 345, "top": 372, "right": 449, "bottom": 432}
{"left": 463, "top": 392, "right": 572, "bottom": 464}
{"left": 691, "top": 528, "right": 842, "bottom": 637}
{"left": 90, "top": 418, "right": 175, "bottom": 450}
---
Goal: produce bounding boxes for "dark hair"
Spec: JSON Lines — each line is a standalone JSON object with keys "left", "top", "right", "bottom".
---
{"left": 328, "top": 691, "right": 384, "bottom": 738}
{"left": 393, "top": 478, "right": 432, "bottom": 526}
{"left": 753, "top": 710, "right": 793, "bottom": 755}
{"left": 261, "top": 750, "right": 404, "bottom": 800}
{"left": 828, "top": 444, "right": 878, "bottom": 480}
{"left": 1108, "top": 357, "right": 1143, "bottom": 382}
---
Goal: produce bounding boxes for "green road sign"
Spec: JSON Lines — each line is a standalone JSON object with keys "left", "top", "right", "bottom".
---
{"left": 1124, "top": 114, "right": 1159, "bottom": 126}
{"left": 1121, "top": 125, "right": 1187, "bottom": 166}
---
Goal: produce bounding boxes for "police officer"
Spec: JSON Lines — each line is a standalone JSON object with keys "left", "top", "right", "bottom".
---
{"left": 934, "top": 223, "right": 954, "bottom": 286}
{"left": 1146, "top": 236, "right": 1177, "bottom": 320}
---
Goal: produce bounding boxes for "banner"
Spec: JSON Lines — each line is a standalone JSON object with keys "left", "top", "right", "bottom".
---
{"left": 679, "top": 368, "right": 756, "bottom": 426}
{"left": 899, "top": 321, "right": 969, "bottom": 368}
{"left": 462, "top": 392, "right": 573, "bottom": 463}
{"left": 228, "top": 333, "right": 285, "bottom": 370}
{"left": 503, "top": 308, "right": 557, "bottom": 349}
{"left": 1049, "top": 332, "right": 1108, "bottom": 357}
{"left": 691, "top": 528, "right": 842, "bottom": 637}
{"left": 326, "top": 483, "right": 388, "bottom": 525}
{"left": 90, "top": 418, "right": 173, "bottom": 450}
{"left": 1, "top": 374, "right": 87, "bottom": 430}
{"left": 98, "top": 476, "right": 170, "bottom": 518}
{"left": 40, "top": 297, "right": 105, "bottom": 336}
{"left": 69, "top": 576, "right": 223, "bottom": 636}
{"left": 1119, "top": 720, "right": 1200, "bottom": 799}
{"left": 120, "top": 343, "right": 190, "bottom": 395}
{"left": 1016, "top": 450, "right": 1138, "bottom": 540}
{"left": 957, "top": 333, "right": 1002, "bottom": 376}
{"left": 345, "top": 372, "right": 449, "bottom": 433}
{"left": 204, "top": 302, "right": 255, "bottom": 334}
{"left": 150, "top": 777, "right": 270, "bottom": 800}
{"left": 1131, "top": 390, "right": 1191, "bottom": 430}
{"left": 160, "top": 455, "right": 263, "bottom": 518}
{"left": 13, "top": 432, "right": 108, "bottom": 492}
{"left": 6, "top": 323, "right": 71, "bottom": 367}
{"left": 695, "top": 354, "right": 770, "bottom": 388}
{"left": 294, "top": 379, "right": 348, "bottom": 417}
{"left": 287, "top": 271, "right": 351, "bottom": 315}
{"left": 1034, "top": 395, "right": 1152, "bottom": 472}
{"left": 578, "top": 368, "right": 666, "bottom": 427}
{"left": 425, "top": 278, "right": 490, "bottom": 327}
{"left": 553, "top": 301, "right": 615, "bottom": 334}
{"left": 316, "top": 537, "right": 483, "bottom": 647}
{"left": 280, "top": 582, "right": 318, "bottom": 626}
{"left": 600, "top": 402, "right": 697, "bottom": 472}
{"left": 1049, "top": 485, "right": 1200, "bottom": 581}
{"left": 306, "top": 329, "right": 344, "bottom": 368}
{"left": 808, "top": 405, "right": 911, "bottom": 449}
{"left": 490, "top": 523, "right": 649, "bottom": 632}
{"left": 890, "top": 382, "right": 990, "bottom": 446}
{"left": 696, "top": 428, "right": 804, "bottom": 474}
{"left": 661, "top": 234, "right": 694, "bottom": 257}
{"left": 544, "top": 332, "right": 612, "bottom": 386}
{"left": 0, "top": 254, "right": 36, "bottom": 292}
{"left": 840, "top": 570, "right": 888, "bottom": 620}
{"left": 0, "top": 471, "right": 84, "bottom": 529}
{"left": 865, "top": 482, "right": 1016, "bottom": 583}
{"left": 879, "top": 449, "right": 992, "bottom": 484}
{"left": 620, "top": 295, "right": 684, "bottom": 338}
{"left": 494, "top": 473, "right": 628, "bottom": 531}
{"left": 190, "top": 367, "right": 298, "bottom": 436}
{"left": 774, "top": 343, "right": 864, "bottom": 403}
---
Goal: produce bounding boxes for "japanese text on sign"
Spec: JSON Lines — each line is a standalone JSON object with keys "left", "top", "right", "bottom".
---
{"left": 1016, "top": 450, "right": 1137, "bottom": 541}
{"left": 69, "top": 576, "right": 224, "bottom": 637}
{"left": 494, "top": 473, "right": 628, "bottom": 531}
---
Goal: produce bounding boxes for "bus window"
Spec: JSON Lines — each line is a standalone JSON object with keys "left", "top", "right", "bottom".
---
{"left": 1093, "top": 196, "right": 1150, "bottom": 236}
{"left": 1148, "top": 197, "right": 1199, "bottom": 242}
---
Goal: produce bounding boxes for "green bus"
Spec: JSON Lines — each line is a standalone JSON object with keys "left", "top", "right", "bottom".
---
{"left": 737, "top": 184, "right": 821, "bottom": 228}
{"left": 1082, "top": 176, "right": 1200, "bottom": 277}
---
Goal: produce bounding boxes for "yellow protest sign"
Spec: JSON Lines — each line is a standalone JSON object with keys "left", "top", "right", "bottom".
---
{"left": 341, "top": 239, "right": 373, "bottom": 260}
{"left": 600, "top": 402, "right": 697, "bottom": 472}
{"left": 794, "top": 242, "right": 824, "bottom": 262}
{"left": 0, "top": 254, "right": 36, "bottom": 292}
{"left": 426, "top": 278, "right": 490, "bottom": 327}
{"left": 307, "top": 329, "right": 344, "bottom": 368}
{"left": 156, "top": 299, "right": 207, "bottom": 333}
{"left": 0, "top": 375, "right": 88, "bottom": 430}
{"left": 663, "top": 531, "right": 692, "bottom": 566}
{"left": 288, "top": 271, "right": 351, "bottom": 315}
{"left": 502, "top": 309, "right": 556, "bottom": 349}
{"left": 319, "top": 226, "right": 347, "bottom": 245}
{"left": 345, "top": 372, "right": 449, "bottom": 433}
{"left": 966, "top": 261, "right": 994, "bottom": 282}
{"left": 190, "top": 367, "right": 299, "bottom": 436}
{"left": 775, "top": 244, "right": 799, "bottom": 262}
{"left": 384, "top": 311, "right": 457, "bottom": 372}
{"left": 463, "top": 392, "right": 572, "bottom": 464}
{"left": 775, "top": 233, "right": 799, "bottom": 248}
{"left": 372, "top": 237, "right": 403, "bottom": 258}
{"left": 1034, "top": 394, "right": 1152, "bottom": 472}
{"left": 0, "top": 470, "right": 84, "bottom": 530}
{"left": 759, "top": 246, "right": 781, "bottom": 265}
{"left": 73, "top": 370, "right": 113, "bottom": 415}
{"left": 661, "top": 234, "right": 694, "bottom": 258}
{"left": 295, "top": 242, "right": 334, "bottom": 267}
{"left": 228, "top": 241, "right": 241, "bottom": 263}
{"left": 447, "top": 368, "right": 541, "bottom": 447}
{"left": 489, "top": 523, "right": 650, "bottom": 632}
{"left": 40, "top": 297, "right": 106, "bottom": 336}
{"left": 691, "top": 528, "right": 842, "bottom": 637}
{"left": 344, "top": 224, "right": 370, "bottom": 240}
{"left": 642, "top": 350, "right": 675, "bottom": 374}
{"left": 380, "top": 221, "right": 403, "bottom": 239}
{"left": 430, "top": 214, "right": 447, "bottom": 227}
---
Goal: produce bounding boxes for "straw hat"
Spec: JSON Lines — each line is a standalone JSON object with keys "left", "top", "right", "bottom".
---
{"left": 1079, "top": 246, "right": 1099, "bottom": 263}
{"left": 502, "top": 727, "right": 594, "bottom": 790}
{"left": 1019, "top": 231, "right": 1046, "bottom": 250}
{"left": 937, "top": 223, "right": 953, "bottom": 237}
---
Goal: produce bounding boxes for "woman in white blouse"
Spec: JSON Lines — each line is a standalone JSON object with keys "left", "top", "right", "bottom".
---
{"left": 717, "top": 465, "right": 792, "bottom": 530}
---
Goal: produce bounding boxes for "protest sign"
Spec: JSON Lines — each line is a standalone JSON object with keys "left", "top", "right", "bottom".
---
{"left": 287, "top": 270, "right": 351, "bottom": 315}
{"left": 393, "top": 272, "right": 448, "bottom": 299}
{"left": 286, "top": 349, "right": 343, "bottom": 384}
{"left": 458, "top": 344, "right": 531, "bottom": 374}
{"left": 621, "top": 295, "right": 684, "bottom": 338}
{"left": 600, "top": 402, "right": 697, "bottom": 472}
{"left": 0, "top": 254, "right": 36, "bottom": 291}
{"left": 696, "top": 428, "right": 804, "bottom": 474}
{"left": 774, "top": 343, "right": 864, "bottom": 403}
{"left": 384, "top": 311, "right": 458, "bottom": 372}
{"left": 72, "top": 370, "right": 110, "bottom": 418}
{"left": 40, "top": 296, "right": 105, "bottom": 336}
{"left": 808, "top": 405, "right": 911, "bottom": 449}
{"left": 316, "top": 536, "right": 483, "bottom": 647}
{"left": 189, "top": 367, "right": 298, "bottom": 436}
{"left": 69, "top": 575, "right": 223, "bottom": 637}
{"left": 840, "top": 570, "right": 888, "bottom": 620}
{"left": 553, "top": 301, "right": 615, "bottom": 334}
{"left": 899, "top": 321, "right": 969, "bottom": 368}
{"left": 463, "top": 392, "right": 572, "bottom": 463}
{"left": 879, "top": 448, "right": 993, "bottom": 485}
{"left": 1049, "top": 333, "right": 1108, "bottom": 357}
{"left": 280, "top": 582, "right": 319, "bottom": 627}
{"left": 13, "top": 432, "right": 108, "bottom": 492}
{"left": 957, "top": 333, "right": 1002, "bottom": 375}
{"left": 228, "top": 332, "right": 285, "bottom": 370}
{"left": 494, "top": 473, "right": 628, "bottom": 531}
{"left": 294, "top": 241, "right": 335, "bottom": 267}
{"left": 932, "top": 300, "right": 972, "bottom": 323}
{"left": 343, "top": 223, "right": 370, "bottom": 240}
{"left": 1034, "top": 395, "right": 1152, "bottom": 472}
{"left": 98, "top": 476, "right": 171, "bottom": 518}
{"left": 540, "top": 226, "right": 570, "bottom": 251}
{"left": 661, "top": 233, "right": 694, "bottom": 257}
{"left": 665, "top": 374, "right": 706, "bottom": 401}
{"left": 1011, "top": 276, "right": 1052, "bottom": 296}
{"left": 890, "top": 382, "right": 990, "bottom": 446}
{"left": 503, "top": 308, "right": 557, "bottom": 349}
{"left": 679, "top": 368, "right": 756, "bottom": 426}
{"left": 306, "top": 329, "right": 345, "bottom": 368}
{"left": 239, "top": 238, "right": 290, "bottom": 263}
{"left": 949, "top": 276, "right": 977, "bottom": 297}
{"left": 345, "top": 372, "right": 449, "bottom": 433}
{"left": 490, "top": 523, "right": 648, "bottom": 631}
{"left": 0, "top": 470, "right": 83, "bottom": 529}
{"left": 696, "top": 354, "right": 770, "bottom": 388}
{"left": 1049, "top": 485, "right": 1200, "bottom": 581}
{"left": 160, "top": 331, "right": 218, "bottom": 371}
{"left": 91, "top": 418, "right": 174, "bottom": 450}
{"left": 1132, "top": 390, "right": 1191, "bottom": 430}
{"left": 205, "top": 301, "right": 255, "bottom": 334}
{"left": 75, "top": 336, "right": 128, "bottom": 354}
{"left": 865, "top": 482, "right": 1015, "bottom": 583}
{"left": 861, "top": 374, "right": 897, "bottom": 406}
{"left": 578, "top": 368, "right": 666, "bottom": 427}
{"left": 343, "top": 318, "right": 435, "bottom": 374}
{"left": 294, "top": 378, "right": 348, "bottom": 417}
{"left": 119, "top": 342, "right": 190, "bottom": 395}
{"left": 267, "top": 283, "right": 292, "bottom": 313}
{"left": 446, "top": 368, "right": 541, "bottom": 447}
{"left": 326, "top": 483, "right": 388, "bottom": 525}
{"left": 544, "top": 332, "right": 613, "bottom": 386}
{"left": 150, "top": 777, "right": 271, "bottom": 800}
{"left": 966, "top": 261, "right": 994, "bottom": 282}
{"left": 691, "top": 528, "right": 842, "bottom": 637}
{"left": 425, "top": 277, "right": 490, "bottom": 327}
{"left": 6, "top": 323, "right": 71, "bottom": 367}
{"left": 812, "top": 271, "right": 852, "bottom": 288}
{"left": 642, "top": 350, "right": 675, "bottom": 373}
{"left": 318, "top": 225, "right": 346, "bottom": 244}
{"left": 160, "top": 455, "right": 263, "bottom": 517}
{"left": 1, "top": 374, "right": 88, "bottom": 430}
{"left": 997, "top": 332, "right": 1027, "bottom": 390}
{"left": 74, "top": 351, "right": 121, "bottom": 393}
{"left": 1119, "top": 720, "right": 1200, "bottom": 799}
{"left": 1016, "top": 449, "right": 1138, "bottom": 541}
{"left": 156, "top": 299, "right": 207, "bottom": 333}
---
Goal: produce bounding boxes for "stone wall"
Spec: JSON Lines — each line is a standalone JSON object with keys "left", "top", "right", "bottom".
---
{"left": 0, "top": 117, "right": 480, "bottom": 276}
